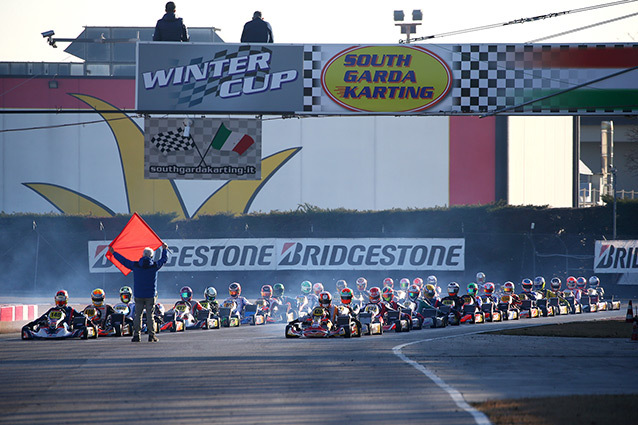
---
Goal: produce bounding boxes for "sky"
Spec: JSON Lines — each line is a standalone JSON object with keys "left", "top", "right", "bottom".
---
{"left": 2, "top": 0, "right": 638, "bottom": 63}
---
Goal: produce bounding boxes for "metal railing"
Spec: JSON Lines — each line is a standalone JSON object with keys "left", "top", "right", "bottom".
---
{"left": 579, "top": 188, "right": 638, "bottom": 207}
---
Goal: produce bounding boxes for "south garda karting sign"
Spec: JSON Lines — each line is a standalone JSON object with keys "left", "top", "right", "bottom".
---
{"left": 88, "top": 238, "right": 465, "bottom": 273}
{"left": 137, "top": 42, "right": 638, "bottom": 115}
{"left": 321, "top": 45, "right": 452, "bottom": 112}
{"left": 137, "top": 42, "right": 303, "bottom": 113}
{"left": 594, "top": 240, "right": 638, "bottom": 273}
{"left": 144, "top": 117, "right": 261, "bottom": 180}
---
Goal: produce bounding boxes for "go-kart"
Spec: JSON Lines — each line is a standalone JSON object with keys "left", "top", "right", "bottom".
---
{"left": 383, "top": 309, "right": 410, "bottom": 332}
{"left": 481, "top": 301, "right": 502, "bottom": 322}
{"left": 497, "top": 295, "right": 520, "bottom": 320}
{"left": 110, "top": 303, "right": 134, "bottom": 336}
{"left": 358, "top": 304, "right": 383, "bottom": 335}
{"left": 82, "top": 305, "right": 129, "bottom": 337}
{"left": 22, "top": 308, "right": 97, "bottom": 340}
{"left": 439, "top": 300, "right": 461, "bottom": 326}
{"left": 587, "top": 292, "right": 608, "bottom": 312}
{"left": 548, "top": 297, "right": 569, "bottom": 315}
{"left": 285, "top": 307, "right": 334, "bottom": 338}
{"left": 519, "top": 298, "right": 540, "bottom": 319}
{"left": 460, "top": 296, "right": 485, "bottom": 324}
{"left": 160, "top": 302, "right": 192, "bottom": 332}
{"left": 333, "top": 306, "right": 362, "bottom": 338}
{"left": 421, "top": 307, "right": 447, "bottom": 328}
{"left": 402, "top": 301, "right": 424, "bottom": 330}
{"left": 535, "top": 298, "right": 556, "bottom": 317}
{"left": 219, "top": 302, "right": 241, "bottom": 327}
{"left": 563, "top": 295, "right": 582, "bottom": 314}
{"left": 579, "top": 295, "right": 598, "bottom": 313}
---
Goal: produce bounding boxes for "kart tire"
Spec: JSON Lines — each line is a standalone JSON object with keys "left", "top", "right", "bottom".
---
{"left": 114, "top": 324, "right": 122, "bottom": 337}
{"left": 81, "top": 328, "right": 88, "bottom": 340}
{"left": 395, "top": 321, "right": 402, "bottom": 333}
{"left": 344, "top": 327, "right": 351, "bottom": 338}
{"left": 354, "top": 322, "right": 362, "bottom": 337}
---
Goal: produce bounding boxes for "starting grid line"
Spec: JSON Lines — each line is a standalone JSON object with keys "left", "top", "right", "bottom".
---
{"left": 393, "top": 330, "right": 492, "bottom": 425}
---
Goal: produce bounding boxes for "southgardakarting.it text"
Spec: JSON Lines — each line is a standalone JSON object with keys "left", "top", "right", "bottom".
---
{"left": 149, "top": 165, "right": 257, "bottom": 175}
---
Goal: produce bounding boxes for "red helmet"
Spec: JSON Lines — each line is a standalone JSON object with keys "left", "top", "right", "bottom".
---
{"left": 383, "top": 278, "right": 394, "bottom": 288}
{"left": 566, "top": 276, "right": 577, "bottom": 290}
{"left": 55, "top": 290, "right": 69, "bottom": 307}
{"left": 413, "top": 277, "right": 424, "bottom": 288}
{"left": 260, "top": 284, "right": 272, "bottom": 299}
{"left": 382, "top": 287, "right": 394, "bottom": 302}
{"left": 313, "top": 283, "right": 324, "bottom": 295}
{"left": 399, "top": 278, "right": 410, "bottom": 290}
{"left": 356, "top": 277, "right": 367, "bottom": 291}
{"left": 576, "top": 277, "right": 587, "bottom": 290}
{"left": 318, "top": 291, "right": 332, "bottom": 307}
{"left": 340, "top": 287, "right": 354, "bottom": 305}
{"left": 483, "top": 282, "right": 495, "bottom": 296}
{"left": 229, "top": 282, "right": 241, "bottom": 298}
{"left": 503, "top": 281, "right": 515, "bottom": 293}
{"left": 369, "top": 287, "right": 381, "bottom": 303}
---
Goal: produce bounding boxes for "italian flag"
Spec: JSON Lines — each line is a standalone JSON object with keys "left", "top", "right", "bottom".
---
{"left": 210, "top": 123, "right": 255, "bottom": 155}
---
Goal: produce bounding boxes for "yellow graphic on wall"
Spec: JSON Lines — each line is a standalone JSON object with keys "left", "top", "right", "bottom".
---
{"left": 23, "top": 94, "right": 301, "bottom": 218}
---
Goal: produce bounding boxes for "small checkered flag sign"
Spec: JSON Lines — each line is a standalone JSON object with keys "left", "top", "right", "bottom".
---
{"left": 151, "top": 128, "right": 195, "bottom": 156}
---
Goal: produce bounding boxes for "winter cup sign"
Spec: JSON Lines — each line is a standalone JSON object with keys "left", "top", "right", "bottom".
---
{"left": 321, "top": 45, "right": 452, "bottom": 112}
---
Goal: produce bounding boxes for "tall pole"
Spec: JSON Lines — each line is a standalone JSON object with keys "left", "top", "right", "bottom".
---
{"left": 612, "top": 167, "right": 617, "bottom": 240}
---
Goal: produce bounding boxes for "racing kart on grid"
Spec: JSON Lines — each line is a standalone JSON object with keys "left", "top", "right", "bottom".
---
{"left": 285, "top": 306, "right": 361, "bottom": 338}
{"left": 81, "top": 305, "right": 125, "bottom": 337}
{"left": 22, "top": 308, "right": 98, "bottom": 340}
{"left": 358, "top": 303, "right": 384, "bottom": 335}
{"left": 460, "top": 295, "right": 485, "bottom": 324}
{"left": 438, "top": 299, "right": 461, "bottom": 326}
{"left": 382, "top": 308, "right": 411, "bottom": 332}
{"left": 161, "top": 301, "right": 219, "bottom": 331}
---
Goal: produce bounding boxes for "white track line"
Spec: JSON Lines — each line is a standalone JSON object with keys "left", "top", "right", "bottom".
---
{"left": 393, "top": 330, "right": 492, "bottom": 425}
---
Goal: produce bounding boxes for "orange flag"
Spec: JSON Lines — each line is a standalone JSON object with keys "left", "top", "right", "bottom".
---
{"left": 106, "top": 213, "right": 163, "bottom": 276}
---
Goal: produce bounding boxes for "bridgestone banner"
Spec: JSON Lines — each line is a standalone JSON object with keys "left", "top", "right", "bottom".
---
{"left": 137, "top": 42, "right": 638, "bottom": 116}
{"left": 88, "top": 238, "right": 465, "bottom": 273}
{"left": 594, "top": 240, "right": 638, "bottom": 273}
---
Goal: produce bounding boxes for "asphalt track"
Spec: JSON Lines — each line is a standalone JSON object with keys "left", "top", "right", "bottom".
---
{"left": 1, "top": 309, "right": 636, "bottom": 425}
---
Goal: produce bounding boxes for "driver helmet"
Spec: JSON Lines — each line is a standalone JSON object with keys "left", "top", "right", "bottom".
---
{"left": 340, "top": 287, "right": 353, "bottom": 305}
{"left": 119, "top": 286, "right": 133, "bottom": 304}
{"left": 521, "top": 278, "right": 533, "bottom": 293}
{"left": 229, "top": 282, "right": 241, "bottom": 298}
{"left": 424, "top": 284, "right": 437, "bottom": 299}
{"left": 273, "top": 283, "right": 285, "bottom": 297}
{"left": 383, "top": 278, "right": 394, "bottom": 288}
{"left": 447, "top": 282, "right": 460, "bottom": 296}
{"left": 382, "top": 287, "right": 394, "bottom": 302}
{"left": 336, "top": 279, "right": 347, "bottom": 292}
{"left": 503, "top": 281, "right": 515, "bottom": 293}
{"left": 483, "top": 282, "right": 495, "bottom": 296}
{"left": 476, "top": 272, "right": 486, "bottom": 285}
{"left": 313, "top": 283, "right": 324, "bottom": 296}
{"left": 426, "top": 275, "right": 437, "bottom": 286}
{"left": 204, "top": 286, "right": 217, "bottom": 302}
{"left": 550, "top": 278, "right": 561, "bottom": 292}
{"left": 356, "top": 277, "right": 367, "bottom": 291}
{"left": 155, "top": 302, "right": 165, "bottom": 316}
{"left": 399, "top": 278, "right": 410, "bottom": 291}
{"left": 318, "top": 291, "right": 332, "bottom": 307}
{"left": 407, "top": 285, "right": 420, "bottom": 301}
{"left": 301, "top": 281, "right": 312, "bottom": 295}
{"left": 261, "top": 284, "right": 273, "bottom": 299}
{"left": 91, "top": 288, "right": 105, "bottom": 307}
{"left": 55, "top": 290, "right": 69, "bottom": 307}
{"left": 566, "top": 276, "right": 577, "bottom": 290}
{"left": 588, "top": 276, "right": 600, "bottom": 288}
{"left": 533, "top": 276, "right": 545, "bottom": 291}
{"left": 467, "top": 283, "right": 479, "bottom": 297}
{"left": 369, "top": 287, "right": 381, "bottom": 304}
{"left": 413, "top": 277, "right": 424, "bottom": 288}
{"left": 180, "top": 286, "right": 193, "bottom": 302}
{"left": 576, "top": 277, "right": 587, "bottom": 291}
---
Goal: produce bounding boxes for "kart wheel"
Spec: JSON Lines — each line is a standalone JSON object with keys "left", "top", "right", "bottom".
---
{"left": 81, "top": 328, "right": 88, "bottom": 340}
{"left": 395, "top": 321, "right": 402, "bottom": 333}
{"left": 344, "top": 327, "right": 351, "bottom": 338}
{"left": 114, "top": 324, "right": 122, "bottom": 337}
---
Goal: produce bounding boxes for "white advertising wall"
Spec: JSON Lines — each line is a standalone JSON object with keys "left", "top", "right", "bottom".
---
{"left": 0, "top": 113, "right": 450, "bottom": 215}
{"left": 507, "top": 116, "right": 573, "bottom": 208}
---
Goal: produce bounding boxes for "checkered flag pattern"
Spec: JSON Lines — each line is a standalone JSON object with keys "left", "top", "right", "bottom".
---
{"left": 450, "top": 44, "right": 635, "bottom": 114}
{"left": 145, "top": 118, "right": 262, "bottom": 180}
{"left": 303, "top": 45, "right": 323, "bottom": 112}
{"left": 151, "top": 127, "right": 195, "bottom": 156}
{"left": 177, "top": 45, "right": 272, "bottom": 108}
